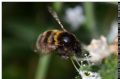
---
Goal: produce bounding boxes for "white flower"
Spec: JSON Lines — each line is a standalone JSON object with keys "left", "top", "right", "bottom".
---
{"left": 86, "top": 36, "right": 111, "bottom": 63}
{"left": 65, "top": 6, "right": 85, "bottom": 30}
{"left": 79, "top": 70, "right": 102, "bottom": 79}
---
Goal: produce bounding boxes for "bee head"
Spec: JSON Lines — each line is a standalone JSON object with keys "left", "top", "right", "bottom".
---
{"left": 59, "top": 32, "right": 76, "bottom": 46}
{"left": 57, "top": 32, "right": 82, "bottom": 58}
{"left": 73, "top": 41, "right": 82, "bottom": 57}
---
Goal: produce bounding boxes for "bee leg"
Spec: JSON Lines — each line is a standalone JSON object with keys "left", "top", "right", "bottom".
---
{"left": 74, "top": 57, "right": 81, "bottom": 67}
{"left": 57, "top": 48, "right": 69, "bottom": 59}
{"left": 70, "top": 58, "right": 80, "bottom": 73}
{"left": 61, "top": 55, "right": 69, "bottom": 59}
{"left": 73, "top": 44, "right": 82, "bottom": 58}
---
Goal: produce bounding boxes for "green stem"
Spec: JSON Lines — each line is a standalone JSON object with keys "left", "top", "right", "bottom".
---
{"left": 35, "top": 4, "right": 62, "bottom": 79}
{"left": 35, "top": 55, "right": 51, "bottom": 79}
{"left": 84, "top": 2, "right": 98, "bottom": 37}
{"left": 53, "top": 2, "right": 63, "bottom": 12}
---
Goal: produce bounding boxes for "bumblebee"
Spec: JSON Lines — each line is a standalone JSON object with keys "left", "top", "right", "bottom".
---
{"left": 36, "top": 8, "right": 83, "bottom": 59}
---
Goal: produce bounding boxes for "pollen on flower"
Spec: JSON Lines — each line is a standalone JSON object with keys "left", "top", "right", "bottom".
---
{"left": 79, "top": 70, "right": 101, "bottom": 79}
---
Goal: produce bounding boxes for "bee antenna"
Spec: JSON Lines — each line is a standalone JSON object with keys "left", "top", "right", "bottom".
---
{"left": 48, "top": 7, "right": 66, "bottom": 31}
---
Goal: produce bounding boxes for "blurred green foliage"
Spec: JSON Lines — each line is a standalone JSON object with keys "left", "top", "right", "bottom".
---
{"left": 99, "top": 54, "right": 118, "bottom": 79}
{"left": 75, "top": 54, "right": 118, "bottom": 79}
{"left": 2, "top": 2, "right": 117, "bottom": 79}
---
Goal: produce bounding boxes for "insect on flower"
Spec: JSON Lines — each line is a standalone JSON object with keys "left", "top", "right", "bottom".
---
{"left": 35, "top": 7, "right": 93, "bottom": 79}
{"left": 35, "top": 7, "right": 88, "bottom": 59}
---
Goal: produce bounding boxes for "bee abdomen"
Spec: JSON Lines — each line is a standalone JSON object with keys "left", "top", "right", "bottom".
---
{"left": 36, "top": 30, "right": 61, "bottom": 54}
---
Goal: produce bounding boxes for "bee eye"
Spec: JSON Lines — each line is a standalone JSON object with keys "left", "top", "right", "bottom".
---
{"left": 58, "top": 32, "right": 76, "bottom": 46}
{"left": 63, "top": 36, "right": 71, "bottom": 43}
{"left": 61, "top": 35, "right": 75, "bottom": 46}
